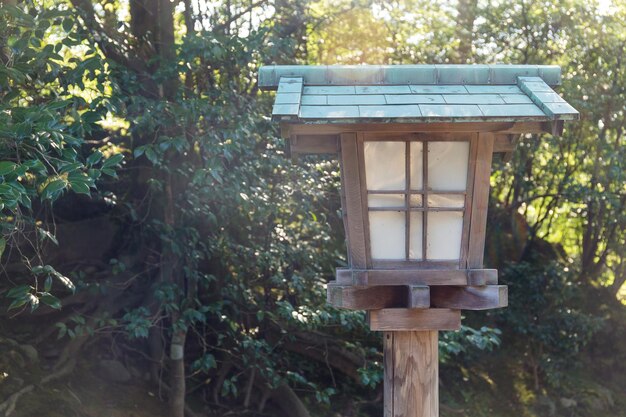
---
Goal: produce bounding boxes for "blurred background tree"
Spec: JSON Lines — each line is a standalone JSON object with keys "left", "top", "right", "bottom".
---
{"left": 0, "top": 0, "right": 624, "bottom": 416}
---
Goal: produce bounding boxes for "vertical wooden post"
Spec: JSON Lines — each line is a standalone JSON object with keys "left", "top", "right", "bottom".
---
{"left": 384, "top": 331, "right": 439, "bottom": 417}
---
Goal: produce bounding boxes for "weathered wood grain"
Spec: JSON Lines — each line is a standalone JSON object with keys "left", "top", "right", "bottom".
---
{"left": 460, "top": 135, "right": 478, "bottom": 268}
{"left": 282, "top": 121, "right": 552, "bottom": 138}
{"left": 384, "top": 331, "right": 439, "bottom": 417}
{"left": 430, "top": 285, "right": 508, "bottom": 310}
{"left": 383, "top": 332, "right": 394, "bottom": 417}
{"left": 335, "top": 268, "right": 497, "bottom": 286}
{"left": 467, "top": 133, "right": 494, "bottom": 268}
{"left": 467, "top": 269, "right": 498, "bottom": 285}
{"left": 340, "top": 133, "right": 368, "bottom": 269}
{"left": 290, "top": 134, "right": 339, "bottom": 154}
{"left": 327, "top": 283, "right": 506, "bottom": 310}
{"left": 356, "top": 133, "right": 373, "bottom": 268}
{"left": 493, "top": 134, "right": 518, "bottom": 153}
{"left": 407, "top": 285, "right": 430, "bottom": 309}
{"left": 327, "top": 284, "right": 408, "bottom": 310}
{"left": 368, "top": 308, "right": 460, "bottom": 331}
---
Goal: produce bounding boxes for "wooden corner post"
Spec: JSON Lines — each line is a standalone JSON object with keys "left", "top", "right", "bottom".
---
{"left": 384, "top": 331, "right": 439, "bottom": 417}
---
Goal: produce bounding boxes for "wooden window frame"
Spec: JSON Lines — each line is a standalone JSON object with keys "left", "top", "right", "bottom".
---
{"left": 358, "top": 132, "right": 478, "bottom": 269}
{"left": 339, "top": 131, "right": 493, "bottom": 272}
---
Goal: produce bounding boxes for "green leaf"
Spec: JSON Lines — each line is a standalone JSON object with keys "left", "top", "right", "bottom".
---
{"left": 86, "top": 150, "right": 103, "bottom": 166}
{"left": 7, "top": 284, "right": 31, "bottom": 298}
{"left": 133, "top": 146, "right": 145, "bottom": 158}
{"left": 0, "top": 161, "right": 17, "bottom": 176}
{"left": 145, "top": 147, "right": 158, "bottom": 165}
{"left": 52, "top": 270, "right": 75, "bottom": 293}
{"left": 81, "top": 110, "right": 100, "bottom": 124}
{"left": 101, "top": 168, "right": 117, "bottom": 178}
{"left": 44, "top": 275, "right": 52, "bottom": 292}
{"left": 40, "top": 293, "right": 62, "bottom": 310}
{"left": 3, "top": 5, "right": 35, "bottom": 27}
{"left": 59, "top": 162, "right": 83, "bottom": 174}
{"left": 62, "top": 18, "right": 74, "bottom": 32}
{"left": 41, "top": 179, "right": 67, "bottom": 199}
{"left": 46, "top": 100, "right": 71, "bottom": 111}
{"left": 70, "top": 180, "right": 90, "bottom": 195}
{"left": 102, "top": 153, "right": 124, "bottom": 168}
{"left": 0, "top": 238, "right": 5, "bottom": 257}
{"left": 56, "top": 322, "right": 67, "bottom": 339}
{"left": 8, "top": 296, "right": 29, "bottom": 311}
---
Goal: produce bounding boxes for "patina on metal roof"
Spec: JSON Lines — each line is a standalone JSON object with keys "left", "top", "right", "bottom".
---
{"left": 258, "top": 65, "right": 579, "bottom": 124}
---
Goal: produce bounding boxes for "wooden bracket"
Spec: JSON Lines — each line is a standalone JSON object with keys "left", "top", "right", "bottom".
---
{"left": 430, "top": 285, "right": 507, "bottom": 310}
{"left": 407, "top": 285, "right": 430, "bottom": 309}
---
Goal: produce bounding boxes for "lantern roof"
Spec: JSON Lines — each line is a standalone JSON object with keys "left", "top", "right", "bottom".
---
{"left": 258, "top": 65, "right": 578, "bottom": 124}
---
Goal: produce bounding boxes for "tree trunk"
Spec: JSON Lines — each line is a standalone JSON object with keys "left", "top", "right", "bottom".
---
{"left": 454, "top": 0, "right": 477, "bottom": 63}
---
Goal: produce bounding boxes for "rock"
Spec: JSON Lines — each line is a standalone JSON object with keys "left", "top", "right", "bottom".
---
{"left": 19, "top": 344, "right": 39, "bottom": 363}
{"left": 98, "top": 359, "right": 132, "bottom": 383}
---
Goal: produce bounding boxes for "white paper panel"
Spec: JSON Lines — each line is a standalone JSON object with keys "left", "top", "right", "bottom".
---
{"left": 368, "top": 194, "right": 405, "bottom": 208}
{"left": 364, "top": 141, "right": 405, "bottom": 190}
{"left": 369, "top": 211, "right": 405, "bottom": 260}
{"left": 428, "top": 194, "right": 465, "bottom": 208}
{"left": 409, "top": 212, "right": 423, "bottom": 260}
{"left": 428, "top": 141, "right": 470, "bottom": 191}
{"left": 410, "top": 194, "right": 423, "bottom": 207}
{"left": 427, "top": 211, "right": 463, "bottom": 260}
{"left": 410, "top": 141, "right": 424, "bottom": 190}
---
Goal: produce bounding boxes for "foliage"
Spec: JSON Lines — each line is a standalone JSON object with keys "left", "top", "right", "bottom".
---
{"left": 497, "top": 261, "right": 603, "bottom": 388}
{"left": 0, "top": 4, "right": 123, "bottom": 311}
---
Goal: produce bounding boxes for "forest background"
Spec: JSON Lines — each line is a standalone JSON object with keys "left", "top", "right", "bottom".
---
{"left": 0, "top": 0, "right": 625, "bottom": 416}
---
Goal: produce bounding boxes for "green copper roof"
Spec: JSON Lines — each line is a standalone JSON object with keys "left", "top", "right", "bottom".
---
{"left": 258, "top": 65, "right": 578, "bottom": 124}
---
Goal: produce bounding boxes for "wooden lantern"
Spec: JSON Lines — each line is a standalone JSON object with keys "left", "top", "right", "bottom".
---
{"left": 259, "top": 65, "right": 578, "bottom": 417}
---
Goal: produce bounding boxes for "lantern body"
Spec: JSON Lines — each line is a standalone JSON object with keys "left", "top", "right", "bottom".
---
{"left": 335, "top": 132, "right": 497, "bottom": 294}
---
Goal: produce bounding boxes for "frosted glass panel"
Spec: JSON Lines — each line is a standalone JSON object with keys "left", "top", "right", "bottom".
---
{"left": 410, "top": 142, "right": 424, "bottom": 190}
{"left": 427, "top": 212, "right": 464, "bottom": 260}
{"left": 428, "top": 194, "right": 465, "bottom": 208}
{"left": 364, "top": 141, "right": 405, "bottom": 190}
{"left": 428, "top": 142, "right": 470, "bottom": 191}
{"left": 369, "top": 211, "right": 405, "bottom": 260}
{"left": 410, "top": 194, "right": 423, "bottom": 207}
{"left": 409, "top": 212, "right": 423, "bottom": 260}
{"left": 368, "top": 194, "right": 405, "bottom": 208}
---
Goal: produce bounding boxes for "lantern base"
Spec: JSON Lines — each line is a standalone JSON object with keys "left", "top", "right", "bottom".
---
{"left": 384, "top": 331, "right": 439, "bottom": 417}
{"left": 369, "top": 309, "right": 460, "bottom": 331}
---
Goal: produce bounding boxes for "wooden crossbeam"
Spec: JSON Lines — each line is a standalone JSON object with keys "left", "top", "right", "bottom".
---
{"left": 327, "top": 283, "right": 507, "bottom": 311}
{"left": 335, "top": 268, "right": 497, "bottom": 286}
{"left": 368, "top": 309, "right": 461, "bottom": 331}
{"left": 282, "top": 121, "right": 553, "bottom": 138}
